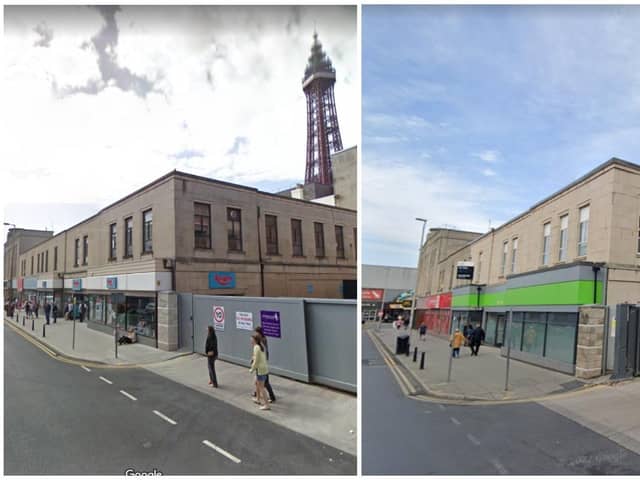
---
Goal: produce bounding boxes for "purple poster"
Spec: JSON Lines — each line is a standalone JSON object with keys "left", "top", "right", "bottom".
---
{"left": 260, "top": 310, "right": 281, "bottom": 338}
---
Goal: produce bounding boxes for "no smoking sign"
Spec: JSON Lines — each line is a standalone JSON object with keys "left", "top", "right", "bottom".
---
{"left": 213, "top": 305, "right": 225, "bottom": 331}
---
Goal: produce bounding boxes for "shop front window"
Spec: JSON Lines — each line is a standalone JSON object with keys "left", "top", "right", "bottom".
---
{"left": 509, "top": 313, "right": 524, "bottom": 351}
{"left": 88, "top": 295, "right": 106, "bottom": 324}
{"left": 126, "top": 296, "right": 156, "bottom": 338}
{"left": 485, "top": 313, "right": 497, "bottom": 345}
{"left": 545, "top": 313, "right": 578, "bottom": 364}
{"left": 522, "top": 312, "right": 546, "bottom": 356}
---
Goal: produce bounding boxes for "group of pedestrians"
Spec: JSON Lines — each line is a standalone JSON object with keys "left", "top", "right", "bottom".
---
{"left": 450, "top": 323, "right": 485, "bottom": 358}
{"left": 204, "top": 324, "right": 276, "bottom": 412}
{"left": 4, "top": 298, "right": 60, "bottom": 324}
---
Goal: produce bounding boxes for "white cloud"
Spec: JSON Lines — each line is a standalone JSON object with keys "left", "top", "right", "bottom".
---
{"left": 472, "top": 149, "right": 500, "bottom": 163}
{"left": 482, "top": 168, "right": 497, "bottom": 177}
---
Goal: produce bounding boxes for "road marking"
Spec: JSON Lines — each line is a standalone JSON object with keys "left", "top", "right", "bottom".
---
{"left": 490, "top": 458, "right": 508, "bottom": 475}
{"left": 424, "top": 410, "right": 432, "bottom": 414}
{"left": 99, "top": 376, "right": 113, "bottom": 385}
{"left": 119, "top": 390, "right": 137, "bottom": 401}
{"left": 81, "top": 366, "right": 91, "bottom": 372}
{"left": 202, "top": 440, "right": 241, "bottom": 464}
{"left": 153, "top": 410, "right": 177, "bottom": 425}
{"left": 438, "top": 404, "right": 446, "bottom": 411}
{"left": 466, "top": 433, "right": 481, "bottom": 446}
{"left": 450, "top": 417, "right": 461, "bottom": 426}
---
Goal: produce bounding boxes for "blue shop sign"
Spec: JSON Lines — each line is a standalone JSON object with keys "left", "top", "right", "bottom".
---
{"left": 208, "top": 271, "right": 236, "bottom": 289}
{"left": 106, "top": 277, "right": 118, "bottom": 289}
{"left": 72, "top": 279, "right": 83, "bottom": 291}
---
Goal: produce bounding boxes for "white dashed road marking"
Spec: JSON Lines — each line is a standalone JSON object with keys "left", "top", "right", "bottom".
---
{"left": 438, "top": 404, "right": 446, "bottom": 411}
{"left": 153, "top": 410, "right": 177, "bottom": 425}
{"left": 99, "top": 376, "right": 112, "bottom": 385}
{"left": 81, "top": 366, "right": 91, "bottom": 372}
{"left": 119, "top": 390, "right": 137, "bottom": 401}
{"left": 490, "top": 458, "right": 509, "bottom": 475}
{"left": 450, "top": 417, "right": 461, "bottom": 426}
{"left": 466, "top": 433, "right": 481, "bottom": 446}
{"left": 424, "top": 410, "right": 432, "bottom": 414}
{"left": 202, "top": 440, "right": 242, "bottom": 464}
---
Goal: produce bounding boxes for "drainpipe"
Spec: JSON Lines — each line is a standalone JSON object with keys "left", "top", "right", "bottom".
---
{"left": 592, "top": 264, "right": 601, "bottom": 304}
{"left": 256, "top": 205, "right": 265, "bottom": 297}
{"left": 601, "top": 265, "right": 609, "bottom": 375}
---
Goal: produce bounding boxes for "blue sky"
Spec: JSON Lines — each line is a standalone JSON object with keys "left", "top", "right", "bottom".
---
{"left": 363, "top": 5, "right": 640, "bottom": 268}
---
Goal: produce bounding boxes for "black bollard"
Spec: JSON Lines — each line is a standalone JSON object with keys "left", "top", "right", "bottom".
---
{"left": 22, "top": 316, "right": 25, "bottom": 326}
{"left": 420, "top": 351, "right": 425, "bottom": 370}
{"left": 31, "top": 318, "right": 34, "bottom": 331}
{"left": 42, "top": 323, "right": 46, "bottom": 338}
{"left": 413, "top": 347, "right": 418, "bottom": 362}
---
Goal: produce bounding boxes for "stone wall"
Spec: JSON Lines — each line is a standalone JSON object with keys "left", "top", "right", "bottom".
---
{"left": 157, "top": 291, "right": 178, "bottom": 351}
{"left": 575, "top": 305, "right": 606, "bottom": 379}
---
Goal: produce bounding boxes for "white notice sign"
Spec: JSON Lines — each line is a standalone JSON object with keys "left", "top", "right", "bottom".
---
{"left": 236, "top": 311, "right": 253, "bottom": 331}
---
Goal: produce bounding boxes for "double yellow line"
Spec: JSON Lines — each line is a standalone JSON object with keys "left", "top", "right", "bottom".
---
{"left": 367, "top": 330, "right": 417, "bottom": 396}
{"left": 4, "top": 319, "right": 185, "bottom": 370}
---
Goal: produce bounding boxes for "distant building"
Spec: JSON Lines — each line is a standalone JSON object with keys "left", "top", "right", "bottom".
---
{"left": 362, "top": 264, "right": 417, "bottom": 322}
{"left": 3, "top": 228, "right": 53, "bottom": 301}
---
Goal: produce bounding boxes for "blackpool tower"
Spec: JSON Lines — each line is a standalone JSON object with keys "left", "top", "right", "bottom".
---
{"left": 302, "top": 32, "right": 344, "bottom": 186}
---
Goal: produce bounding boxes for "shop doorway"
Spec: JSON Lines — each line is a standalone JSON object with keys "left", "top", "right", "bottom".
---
{"left": 613, "top": 304, "right": 640, "bottom": 379}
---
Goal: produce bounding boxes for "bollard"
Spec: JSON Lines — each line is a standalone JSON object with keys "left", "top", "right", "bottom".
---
{"left": 22, "top": 316, "right": 25, "bottom": 326}
{"left": 413, "top": 347, "right": 418, "bottom": 362}
{"left": 420, "top": 351, "right": 425, "bottom": 369}
{"left": 42, "top": 323, "right": 46, "bottom": 338}
{"left": 31, "top": 318, "right": 34, "bottom": 331}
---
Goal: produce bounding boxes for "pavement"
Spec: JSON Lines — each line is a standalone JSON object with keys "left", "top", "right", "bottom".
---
{"left": 362, "top": 331, "right": 640, "bottom": 475}
{"left": 369, "top": 322, "right": 591, "bottom": 401}
{"left": 5, "top": 312, "right": 191, "bottom": 365}
{"left": 4, "top": 315, "right": 357, "bottom": 457}
{"left": 4, "top": 323, "right": 356, "bottom": 475}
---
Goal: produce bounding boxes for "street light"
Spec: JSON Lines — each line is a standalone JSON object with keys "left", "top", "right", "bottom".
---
{"left": 409, "top": 218, "right": 428, "bottom": 333}
{"left": 3, "top": 222, "right": 16, "bottom": 228}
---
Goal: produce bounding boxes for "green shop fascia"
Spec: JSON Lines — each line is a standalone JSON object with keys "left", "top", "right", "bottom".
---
{"left": 451, "top": 261, "right": 603, "bottom": 374}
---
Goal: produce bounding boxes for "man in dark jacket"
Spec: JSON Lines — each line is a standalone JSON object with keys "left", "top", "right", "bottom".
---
{"left": 470, "top": 324, "right": 486, "bottom": 356}
{"left": 44, "top": 302, "right": 51, "bottom": 325}
{"left": 205, "top": 326, "right": 218, "bottom": 388}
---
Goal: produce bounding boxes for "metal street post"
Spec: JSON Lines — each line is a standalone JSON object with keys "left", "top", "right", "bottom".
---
{"left": 505, "top": 308, "right": 513, "bottom": 391}
{"left": 447, "top": 343, "right": 454, "bottom": 382}
{"left": 409, "top": 218, "right": 428, "bottom": 331}
{"left": 115, "top": 322, "right": 118, "bottom": 359}
{"left": 72, "top": 296, "right": 76, "bottom": 350}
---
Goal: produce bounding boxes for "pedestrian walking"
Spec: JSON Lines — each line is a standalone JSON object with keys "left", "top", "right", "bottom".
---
{"left": 469, "top": 324, "right": 486, "bottom": 356}
{"left": 52, "top": 303, "right": 58, "bottom": 323}
{"left": 419, "top": 322, "right": 427, "bottom": 341}
{"left": 252, "top": 326, "right": 276, "bottom": 403}
{"left": 205, "top": 326, "right": 218, "bottom": 388}
{"left": 25, "top": 301, "right": 31, "bottom": 319}
{"left": 249, "top": 333, "right": 270, "bottom": 411}
{"left": 403, "top": 315, "right": 410, "bottom": 330}
{"left": 44, "top": 302, "right": 51, "bottom": 325}
{"left": 449, "top": 328, "right": 465, "bottom": 358}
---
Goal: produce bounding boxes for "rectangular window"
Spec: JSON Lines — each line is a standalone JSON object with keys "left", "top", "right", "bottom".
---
{"left": 559, "top": 214, "right": 568, "bottom": 261}
{"left": 194, "top": 203, "right": 211, "bottom": 249}
{"left": 265, "top": 214, "right": 279, "bottom": 255}
{"left": 501, "top": 241, "right": 508, "bottom": 275}
{"left": 45, "top": 250, "right": 49, "bottom": 273}
{"left": 578, "top": 206, "right": 589, "bottom": 256}
{"left": 291, "top": 219, "right": 303, "bottom": 256}
{"left": 109, "top": 223, "right": 117, "bottom": 260}
{"left": 74, "top": 239, "right": 79, "bottom": 267}
{"left": 511, "top": 238, "right": 518, "bottom": 273}
{"left": 227, "top": 208, "right": 243, "bottom": 252}
{"left": 83, "top": 235, "right": 89, "bottom": 265}
{"left": 542, "top": 223, "right": 551, "bottom": 265}
{"left": 314, "top": 222, "right": 325, "bottom": 257}
{"left": 354, "top": 227, "right": 357, "bottom": 260}
{"left": 125, "top": 217, "right": 133, "bottom": 257}
{"left": 522, "top": 312, "right": 546, "bottom": 356}
{"left": 476, "top": 252, "right": 483, "bottom": 282}
{"left": 37, "top": 253, "right": 40, "bottom": 273}
{"left": 143, "top": 210, "right": 153, "bottom": 253}
{"left": 54, "top": 246, "right": 58, "bottom": 271}
{"left": 637, "top": 217, "right": 640, "bottom": 254}
{"left": 335, "top": 225, "right": 345, "bottom": 259}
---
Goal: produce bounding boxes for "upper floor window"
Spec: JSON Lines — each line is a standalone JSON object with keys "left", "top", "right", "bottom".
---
{"left": 125, "top": 217, "right": 133, "bottom": 257}
{"left": 109, "top": 223, "right": 117, "bottom": 260}
{"left": 143, "top": 210, "right": 153, "bottom": 253}
{"left": 476, "top": 251, "right": 483, "bottom": 282}
{"left": 559, "top": 214, "right": 569, "bottom": 261}
{"left": 265, "top": 214, "right": 279, "bottom": 255}
{"left": 227, "top": 208, "right": 243, "bottom": 252}
{"left": 335, "top": 225, "right": 345, "bottom": 259}
{"left": 53, "top": 246, "right": 58, "bottom": 271}
{"left": 314, "top": 222, "right": 325, "bottom": 257}
{"left": 511, "top": 238, "right": 519, "bottom": 273}
{"left": 578, "top": 206, "right": 589, "bottom": 257}
{"left": 353, "top": 227, "right": 357, "bottom": 260}
{"left": 45, "top": 250, "right": 48, "bottom": 273}
{"left": 291, "top": 219, "right": 303, "bottom": 256}
{"left": 74, "top": 238, "right": 80, "bottom": 267}
{"left": 194, "top": 203, "right": 211, "bottom": 249}
{"left": 637, "top": 217, "right": 640, "bottom": 254}
{"left": 501, "top": 241, "right": 508, "bottom": 275}
{"left": 83, "top": 235, "right": 89, "bottom": 265}
{"left": 36, "top": 253, "right": 40, "bottom": 273}
{"left": 542, "top": 222, "right": 551, "bottom": 265}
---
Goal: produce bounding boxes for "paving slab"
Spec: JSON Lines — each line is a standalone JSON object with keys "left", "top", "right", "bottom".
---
{"left": 373, "top": 324, "right": 588, "bottom": 401}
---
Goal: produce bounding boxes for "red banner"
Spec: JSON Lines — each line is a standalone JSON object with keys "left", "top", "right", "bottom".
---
{"left": 417, "top": 292, "right": 452, "bottom": 310}
{"left": 362, "top": 289, "right": 384, "bottom": 301}
{"left": 17, "top": 278, "right": 24, "bottom": 292}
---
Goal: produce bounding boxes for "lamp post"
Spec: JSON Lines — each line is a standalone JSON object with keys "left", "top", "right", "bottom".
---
{"left": 409, "top": 218, "right": 428, "bottom": 334}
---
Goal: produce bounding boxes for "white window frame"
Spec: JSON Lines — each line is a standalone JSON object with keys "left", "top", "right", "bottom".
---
{"left": 542, "top": 222, "right": 551, "bottom": 265}
{"left": 511, "top": 238, "right": 518, "bottom": 273}
{"left": 578, "top": 206, "right": 589, "bottom": 257}
{"left": 559, "top": 214, "right": 568, "bottom": 261}
{"left": 501, "top": 241, "right": 508, "bottom": 276}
